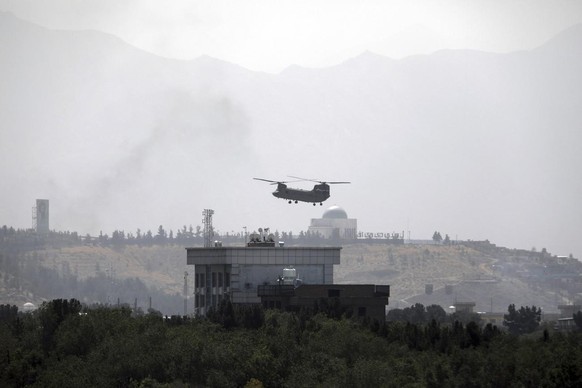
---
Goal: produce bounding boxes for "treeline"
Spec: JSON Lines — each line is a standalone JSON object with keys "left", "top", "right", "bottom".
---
{"left": 388, "top": 303, "right": 546, "bottom": 337}
{"left": 2, "top": 299, "right": 582, "bottom": 387}
{"left": 1, "top": 224, "right": 346, "bottom": 250}
{"left": 0, "top": 224, "right": 211, "bottom": 249}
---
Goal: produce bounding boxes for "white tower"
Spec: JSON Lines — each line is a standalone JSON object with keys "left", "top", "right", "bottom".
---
{"left": 32, "top": 199, "right": 49, "bottom": 234}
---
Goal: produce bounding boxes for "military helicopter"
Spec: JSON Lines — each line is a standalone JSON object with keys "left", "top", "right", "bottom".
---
{"left": 253, "top": 176, "right": 350, "bottom": 205}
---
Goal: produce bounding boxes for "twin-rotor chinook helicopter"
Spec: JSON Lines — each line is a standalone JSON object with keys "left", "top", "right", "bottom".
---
{"left": 253, "top": 176, "right": 350, "bottom": 206}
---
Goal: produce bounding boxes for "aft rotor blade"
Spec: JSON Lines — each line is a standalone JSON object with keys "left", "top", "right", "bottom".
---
{"left": 288, "top": 176, "right": 350, "bottom": 184}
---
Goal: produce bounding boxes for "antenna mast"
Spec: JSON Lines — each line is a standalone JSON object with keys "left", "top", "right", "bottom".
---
{"left": 202, "top": 209, "right": 215, "bottom": 248}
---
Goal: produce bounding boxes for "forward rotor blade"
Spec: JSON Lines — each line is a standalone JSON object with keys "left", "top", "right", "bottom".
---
{"left": 254, "top": 177, "right": 296, "bottom": 185}
{"left": 253, "top": 178, "right": 279, "bottom": 184}
{"left": 288, "top": 175, "right": 319, "bottom": 183}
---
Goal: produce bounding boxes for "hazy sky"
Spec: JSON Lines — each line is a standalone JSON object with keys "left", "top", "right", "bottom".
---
{"left": 1, "top": 0, "right": 582, "bottom": 72}
{"left": 1, "top": 0, "right": 582, "bottom": 259}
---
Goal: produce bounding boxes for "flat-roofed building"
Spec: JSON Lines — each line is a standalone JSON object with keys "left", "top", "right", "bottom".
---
{"left": 258, "top": 284, "right": 390, "bottom": 322}
{"left": 187, "top": 244, "right": 341, "bottom": 315}
{"left": 454, "top": 302, "right": 476, "bottom": 313}
{"left": 558, "top": 304, "right": 581, "bottom": 318}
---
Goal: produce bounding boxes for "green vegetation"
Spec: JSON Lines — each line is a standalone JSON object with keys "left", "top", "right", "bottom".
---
{"left": 1, "top": 299, "right": 582, "bottom": 387}
{"left": 503, "top": 304, "right": 542, "bottom": 335}
{"left": 387, "top": 303, "right": 481, "bottom": 326}
{"left": 3, "top": 225, "right": 582, "bottom": 385}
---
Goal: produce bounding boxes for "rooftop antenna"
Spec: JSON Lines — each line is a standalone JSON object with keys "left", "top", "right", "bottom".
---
{"left": 202, "top": 209, "right": 214, "bottom": 248}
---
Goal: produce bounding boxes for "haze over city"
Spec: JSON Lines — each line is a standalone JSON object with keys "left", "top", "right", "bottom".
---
{"left": 1, "top": 0, "right": 581, "bottom": 259}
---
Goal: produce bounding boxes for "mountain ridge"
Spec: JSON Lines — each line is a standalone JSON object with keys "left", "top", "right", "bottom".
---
{"left": 3, "top": 11, "right": 582, "bottom": 73}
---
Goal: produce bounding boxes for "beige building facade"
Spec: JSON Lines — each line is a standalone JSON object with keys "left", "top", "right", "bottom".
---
{"left": 308, "top": 205, "right": 357, "bottom": 239}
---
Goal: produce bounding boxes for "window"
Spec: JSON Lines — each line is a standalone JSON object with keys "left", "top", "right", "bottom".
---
{"left": 218, "top": 272, "right": 223, "bottom": 287}
{"left": 212, "top": 272, "right": 217, "bottom": 288}
{"left": 225, "top": 272, "right": 230, "bottom": 287}
{"left": 328, "top": 289, "right": 340, "bottom": 297}
{"left": 358, "top": 307, "right": 366, "bottom": 317}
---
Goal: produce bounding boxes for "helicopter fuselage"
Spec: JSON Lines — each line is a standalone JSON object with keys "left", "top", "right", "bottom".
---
{"left": 273, "top": 183, "right": 330, "bottom": 204}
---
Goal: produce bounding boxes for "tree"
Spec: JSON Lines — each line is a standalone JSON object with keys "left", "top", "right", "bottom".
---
{"left": 573, "top": 311, "right": 582, "bottom": 331}
{"left": 155, "top": 225, "right": 167, "bottom": 244}
{"left": 207, "top": 299, "right": 236, "bottom": 329}
{"left": 144, "top": 230, "right": 153, "bottom": 245}
{"left": 386, "top": 304, "right": 447, "bottom": 325}
{"left": 426, "top": 304, "right": 447, "bottom": 323}
{"left": 0, "top": 304, "right": 18, "bottom": 322}
{"left": 111, "top": 230, "right": 125, "bottom": 245}
{"left": 98, "top": 231, "right": 108, "bottom": 243}
{"left": 503, "top": 304, "right": 541, "bottom": 335}
{"left": 39, "top": 299, "right": 82, "bottom": 352}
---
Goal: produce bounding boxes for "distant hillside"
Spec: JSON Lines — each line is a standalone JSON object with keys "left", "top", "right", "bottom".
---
{"left": 0, "top": 231, "right": 193, "bottom": 315}
{"left": 2, "top": 228, "right": 580, "bottom": 315}
{"left": 338, "top": 241, "right": 582, "bottom": 313}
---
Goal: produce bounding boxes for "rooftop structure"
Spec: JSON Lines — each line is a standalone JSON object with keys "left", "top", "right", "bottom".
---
{"left": 308, "top": 205, "right": 357, "bottom": 239}
{"left": 258, "top": 283, "right": 390, "bottom": 321}
{"left": 454, "top": 302, "right": 476, "bottom": 313}
{"left": 558, "top": 304, "right": 582, "bottom": 318}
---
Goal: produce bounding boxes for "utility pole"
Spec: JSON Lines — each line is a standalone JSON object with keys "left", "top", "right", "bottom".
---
{"left": 183, "top": 271, "right": 188, "bottom": 316}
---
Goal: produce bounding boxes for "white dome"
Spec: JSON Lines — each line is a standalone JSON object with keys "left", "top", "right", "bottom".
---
{"left": 322, "top": 205, "right": 348, "bottom": 219}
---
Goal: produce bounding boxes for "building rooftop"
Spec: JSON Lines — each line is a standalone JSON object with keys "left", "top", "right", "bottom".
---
{"left": 322, "top": 205, "right": 348, "bottom": 219}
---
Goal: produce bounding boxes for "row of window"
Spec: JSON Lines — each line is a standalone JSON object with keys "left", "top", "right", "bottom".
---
{"left": 194, "top": 271, "right": 231, "bottom": 288}
{"left": 195, "top": 293, "right": 228, "bottom": 308}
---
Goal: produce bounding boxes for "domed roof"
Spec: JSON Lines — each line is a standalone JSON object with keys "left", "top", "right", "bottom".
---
{"left": 322, "top": 205, "right": 348, "bottom": 219}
